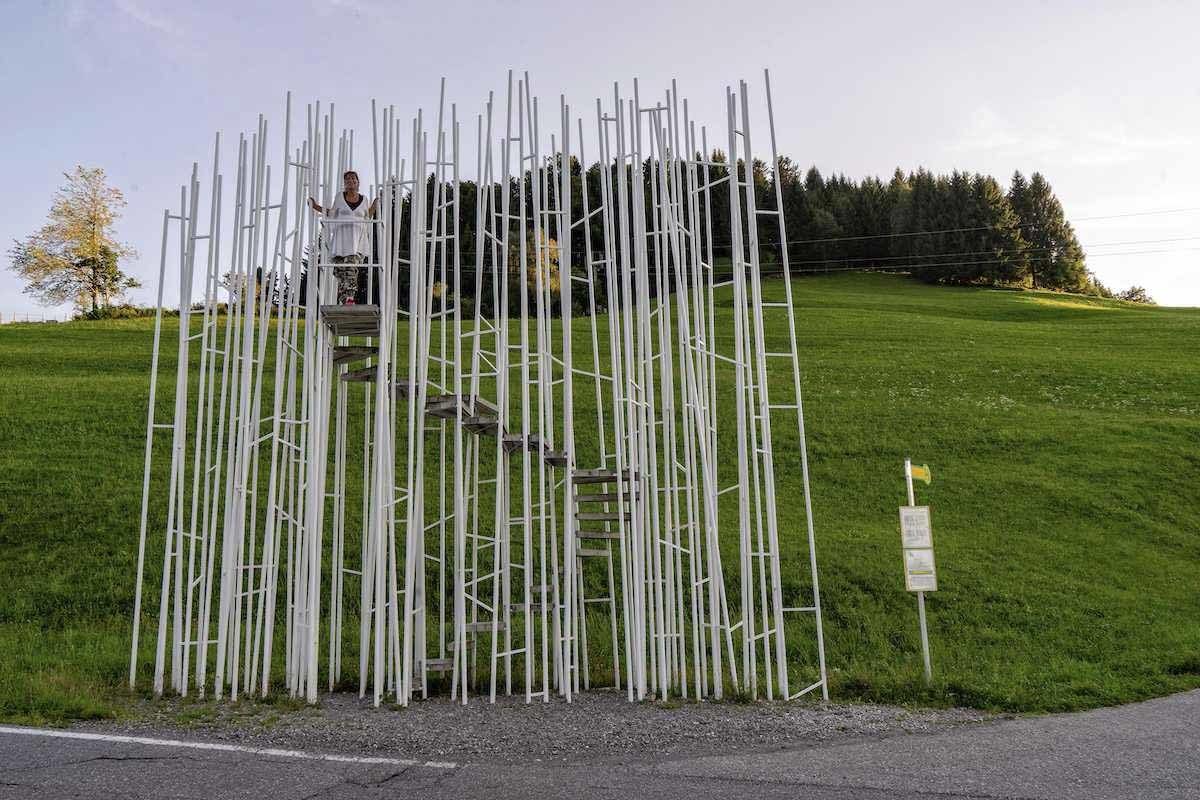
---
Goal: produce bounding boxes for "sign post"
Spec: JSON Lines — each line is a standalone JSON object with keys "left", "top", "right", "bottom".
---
{"left": 901, "top": 458, "right": 935, "bottom": 684}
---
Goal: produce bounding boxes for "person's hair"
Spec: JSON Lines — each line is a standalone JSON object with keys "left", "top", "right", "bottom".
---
{"left": 343, "top": 170, "right": 359, "bottom": 181}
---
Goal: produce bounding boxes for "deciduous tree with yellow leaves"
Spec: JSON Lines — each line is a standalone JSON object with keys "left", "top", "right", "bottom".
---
{"left": 8, "top": 166, "right": 140, "bottom": 313}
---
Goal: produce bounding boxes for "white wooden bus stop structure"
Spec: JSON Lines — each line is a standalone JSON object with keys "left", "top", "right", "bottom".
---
{"left": 129, "top": 71, "right": 828, "bottom": 706}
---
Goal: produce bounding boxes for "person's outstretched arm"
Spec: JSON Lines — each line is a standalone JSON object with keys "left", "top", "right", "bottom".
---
{"left": 308, "top": 197, "right": 325, "bottom": 214}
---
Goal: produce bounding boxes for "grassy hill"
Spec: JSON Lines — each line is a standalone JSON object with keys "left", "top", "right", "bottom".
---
{"left": 2, "top": 272, "right": 1198, "bottom": 723}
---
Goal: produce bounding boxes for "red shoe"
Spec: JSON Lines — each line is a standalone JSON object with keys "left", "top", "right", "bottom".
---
{"left": 343, "top": 298, "right": 356, "bottom": 306}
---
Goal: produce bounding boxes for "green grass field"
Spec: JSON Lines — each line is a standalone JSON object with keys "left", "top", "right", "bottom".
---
{"left": 2, "top": 272, "right": 1199, "bottom": 723}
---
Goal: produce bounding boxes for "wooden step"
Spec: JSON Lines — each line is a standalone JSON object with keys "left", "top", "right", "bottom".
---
{"left": 510, "top": 602, "right": 549, "bottom": 612}
{"left": 333, "top": 345, "right": 376, "bottom": 365}
{"left": 320, "top": 304, "right": 380, "bottom": 337}
{"left": 574, "top": 492, "right": 626, "bottom": 503}
{"left": 426, "top": 394, "right": 500, "bottom": 420}
{"left": 464, "top": 621, "right": 506, "bottom": 633}
{"left": 340, "top": 365, "right": 376, "bottom": 382}
{"left": 572, "top": 468, "right": 638, "bottom": 484}
{"left": 471, "top": 397, "right": 499, "bottom": 417}
{"left": 501, "top": 433, "right": 567, "bottom": 465}
{"left": 577, "top": 531, "right": 622, "bottom": 540}
{"left": 393, "top": 379, "right": 418, "bottom": 399}
{"left": 576, "top": 547, "right": 611, "bottom": 558}
{"left": 425, "top": 394, "right": 460, "bottom": 418}
{"left": 424, "top": 657, "right": 454, "bottom": 671}
{"left": 463, "top": 415, "right": 501, "bottom": 436}
{"left": 502, "top": 433, "right": 546, "bottom": 454}
{"left": 576, "top": 511, "right": 631, "bottom": 521}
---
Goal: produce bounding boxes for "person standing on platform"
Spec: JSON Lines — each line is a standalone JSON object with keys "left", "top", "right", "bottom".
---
{"left": 309, "top": 170, "right": 377, "bottom": 304}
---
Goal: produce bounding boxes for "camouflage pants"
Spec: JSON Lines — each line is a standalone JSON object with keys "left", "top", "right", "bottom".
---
{"left": 331, "top": 254, "right": 364, "bottom": 303}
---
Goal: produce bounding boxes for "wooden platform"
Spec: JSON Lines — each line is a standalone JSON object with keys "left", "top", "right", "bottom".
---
{"left": 320, "top": 304, "right": 380, "bottom": 337}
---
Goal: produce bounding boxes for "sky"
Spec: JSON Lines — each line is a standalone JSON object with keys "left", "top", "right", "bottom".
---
{"left": 2, "top": 0, "right": 1199, "bottom": 318}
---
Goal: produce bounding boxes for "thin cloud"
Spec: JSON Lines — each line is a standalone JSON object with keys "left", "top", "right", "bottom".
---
{"left": 951, "top": 106, "right": 1063, "bottom": 158}
{"left": 312, "top": 0, "right": 404, "bottom": 18}
{"left": 113, "top": 0, "right": 185, "bottom": 38}
{"left": 950, "top": 106, "right": 1189, "bottom": 168}
{"left": 62, "top": 0, "right": 88, "bottom": 28}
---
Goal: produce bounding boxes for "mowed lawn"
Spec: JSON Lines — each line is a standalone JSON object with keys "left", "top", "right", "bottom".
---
{"left": 1, "top": 272, "right": 1198, "bottom": 723}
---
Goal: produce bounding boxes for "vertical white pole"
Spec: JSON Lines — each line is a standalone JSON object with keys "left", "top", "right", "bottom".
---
{"left": 450, "top": 105, "right": 469, "bottom": 704}
{"left": 613, "top": 86, "right": 645, "bottom": 700}
{"left": 517, "top": 79, "right": 533, "bottom": 703}
{"left": 130, "top": 208, "right": 173, "bottom": 690}
{"left": 724, "top": 87, "right": 757, "bottom": 698}
{"left": 490, "top": 75, "right": 514, "bottom": 704}
{"left": 763, "top": 68, "right": 828, "bottom": 700}
{"left": 195, "top": 147, "right": 224, "bottom": 696}
{"left": 600, "top": 91, "right": 635, "bottom": 700}
{"left": 558, "top": 98, "right": 575, "bottom": 702}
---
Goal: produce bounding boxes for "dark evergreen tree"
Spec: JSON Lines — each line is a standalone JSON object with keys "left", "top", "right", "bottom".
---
{"left": 775, "top": 156, "right": 804, "bottom": 268}
{"left": 886, "top": 168, "right": 913, "bottom": 262}
{"left": 1010, "top": 172, "right": 1086, "bottom": 290}
{"left": 969, "top": 173, "right": 1026, "bottom": 284}
{"left": 1006, "top": 171, "right": 1032, "bottom": 281}
{"left": 942, "top": 170, "right": 977, "bottom": 281}
{"left": 852, "top": 176, "right": 891, "bottom": 267}
{"left": 907, "top": 169, "right": 940, "bottom": 271}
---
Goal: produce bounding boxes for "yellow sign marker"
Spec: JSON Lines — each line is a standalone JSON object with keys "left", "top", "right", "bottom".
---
{"left": 909, "top": 463, "right": 932, "bottom": 484}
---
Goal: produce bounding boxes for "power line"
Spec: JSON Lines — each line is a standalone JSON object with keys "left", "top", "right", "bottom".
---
{"left": 1085, "top": 247, "right": 1200, "bottom": 258}
{"left": 1082, "top": 235, "right": 1200, "bottom": 248}
{"left": 705, "top": 236, "right": 1200, "bottom": 268}
{"left": 728, "top": 209, "right": 1200, "bottom": 249}
{"left": 296, "top": 210, "right": 1199, "bottom": 277}
{"left": 1071, "top": 207, "right": 1200, "bottom": 222}
{"left": 379, "top": 238, "right": 1199, "bottom": 270}
{"left": 304, "top": 245, "right": 1196, "bottom": 280}
{"left": 714, "top": 250, "right": 1199, "bottom": 278}
{"left": 390, "top": 177, "right": 1200, "bottom": 249}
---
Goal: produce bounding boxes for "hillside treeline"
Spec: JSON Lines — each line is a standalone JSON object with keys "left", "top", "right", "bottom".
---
{"left": 290, "top": 157, "right": 1119, "bottom": 315}
{"left": 756, "top": 163, "right": 1092, "bottom": 292}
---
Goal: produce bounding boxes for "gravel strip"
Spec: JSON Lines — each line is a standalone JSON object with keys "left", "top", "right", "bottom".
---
{"left": 75, "top": 691, "right": 995, "bottom": 764}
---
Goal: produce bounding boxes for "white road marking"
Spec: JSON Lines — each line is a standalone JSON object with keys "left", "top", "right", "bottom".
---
{"left": 0, "top": 725, "right": 458, "bottom": 769}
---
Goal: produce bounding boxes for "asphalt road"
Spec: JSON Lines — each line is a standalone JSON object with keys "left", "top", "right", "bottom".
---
{"left": 2, "top": 689, "right": 1197, "bottom": 799}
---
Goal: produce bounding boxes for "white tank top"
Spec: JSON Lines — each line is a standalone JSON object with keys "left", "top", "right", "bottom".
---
{"left": 327, "top": 192, "right": 371, "bottom": 258}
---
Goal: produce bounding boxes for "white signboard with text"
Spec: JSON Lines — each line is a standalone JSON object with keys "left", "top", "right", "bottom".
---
{"left": 899, "top": 505, "right": 937, "bottom": 592}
